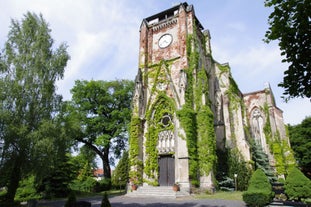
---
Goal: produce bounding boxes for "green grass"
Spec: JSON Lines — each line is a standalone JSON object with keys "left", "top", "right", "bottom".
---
{"left": 195, "top": 191, "right": 243, "bottom": 201}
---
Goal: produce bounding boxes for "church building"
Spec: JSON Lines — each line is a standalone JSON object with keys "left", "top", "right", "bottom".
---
{"left": 128, "top": 2, "right": 295, "bottom": 193}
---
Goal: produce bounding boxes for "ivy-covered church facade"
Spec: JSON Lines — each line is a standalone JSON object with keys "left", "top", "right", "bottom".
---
{"left": 128, "top": 2, "right": 295, "bottom": 193}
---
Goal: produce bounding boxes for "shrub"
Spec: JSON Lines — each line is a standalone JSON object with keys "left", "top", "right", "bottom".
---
{"left": 94, "top": 179, "right": 111, "bottom": 192}
{"left": 243, "top": 190, "right": 273, "bottom": 207}
{"left": 285, "top": 167, "right": 311, "bottom": 201}
{"left": 14, "top": 176, "right": 41, "bottom": 202}
{"left": 242, "top": 169, "right": 274, "bottom": 207}
{"left": 70, "top": 177, "right": 97, "bottom": 193}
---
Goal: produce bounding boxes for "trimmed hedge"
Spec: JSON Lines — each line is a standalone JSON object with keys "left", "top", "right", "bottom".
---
{"left": 285, "top": 167, "right": 311, "bottom": 201}
{"left": 243, "top": 191, "right": 273, "bottom": 207}
{"left": 242, "top": 169, "right": 274, "bottom": 207}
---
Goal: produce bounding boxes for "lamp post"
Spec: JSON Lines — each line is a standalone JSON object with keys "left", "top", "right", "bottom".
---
{"left": 234, "top": 174, "right": 238, "bottom": 191}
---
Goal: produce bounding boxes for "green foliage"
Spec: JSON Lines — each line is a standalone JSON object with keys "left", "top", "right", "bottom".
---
{"left": 217, "top": 63, "right": 251, "bottom": 190}
{"left": 0, "top": 12, "right": 69, "bottom": 204}
{"left": 243, "top": 191, "right": 273, "bottom": 207}
{"left": 70, "top": 177, "right": 97, "bottom": 193}
{"left": 101, "top": 192, "right": 111, "bottom": 207}
{"left": 248, "top": 169, "right": 273, "bottom": 191}
{"left": 242, "top": 169, "right": 274, "bottom": 207}
{"left": 94, "top": 179, "right": 112, "bottom": 192}
{"left": 262, "top": 103, "right": 295, "bottom": 177}
{"left": 112, "top": 151, "right": 129, "bottom": 189}
{"left": 272, "top": 141, "right": 286, "bottom": 175}
{"left": 195, "top": 67, "right": 217, "bottom": 178}
{"left": 14, "top": 176, "right": 41, "bottom": 202}
{"left": 228, "top": 149, "right": 252, "bottom": 191}
{"left": 144, "top": 95, "right": 175, "bottom": 185}
{"left": 177, "top": 106, "right": 198, "bottom": 185}
{"left": 197, "top": 105, "right": 216, "bottom": 176}
{"left": 69, "top": 79, "right": 134, "bottom": 179}
{"left": 128, "top": 117, "right": 143, "bottom": 185}
{"left": 288, "top": 116, "right": 311, "bottom": 177}
{"left": 250, "top": 141, "right": 276, "bottom": 182}
{"left": 285, "top": 167, "right": 311, "bottom": 201}
{"left": 37, "top": 154, "right": 77, "bottom": 198}
{"left": 265, "top": 0, "right": 311, "bottom": 100}
{"left": 144, "top": 125, "right": 159, "bottom": 184}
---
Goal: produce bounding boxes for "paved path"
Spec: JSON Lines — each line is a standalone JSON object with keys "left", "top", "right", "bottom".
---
{"left": 38, "top": 195, "right": 246, "bottom": 207}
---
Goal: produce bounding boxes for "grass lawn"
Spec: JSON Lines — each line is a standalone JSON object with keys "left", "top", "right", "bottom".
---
{"left": 195, "top": 191, "right": 244, "bottom": 201}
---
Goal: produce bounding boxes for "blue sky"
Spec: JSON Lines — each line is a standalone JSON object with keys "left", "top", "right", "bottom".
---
{"left": 0, "top": 0, "right": 310, "bottom": 125}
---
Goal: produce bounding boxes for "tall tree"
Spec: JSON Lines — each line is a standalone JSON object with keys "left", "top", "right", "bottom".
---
{"left": 111, "top": 151, "right": 129, "bottom": 189}
{"left": 264, "top": 0, "right": 311, "bottom": 100}
{"left": 69, "top": 80, "right": 134, "bottom": 179}
{"left": 288, "top": 116, "right": 311, "bottom": 178}
{"left": 0, "top": 12, "right": 69, "bottom": 205}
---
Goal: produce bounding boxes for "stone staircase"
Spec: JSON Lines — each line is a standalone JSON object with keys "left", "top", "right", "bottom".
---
{"left": 126, "top": 186, "right": 189, "bottom": 198}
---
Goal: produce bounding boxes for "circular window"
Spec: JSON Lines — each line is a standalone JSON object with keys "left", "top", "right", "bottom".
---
{"left": 161, "top": 113, "right": 172, "bottom": 127}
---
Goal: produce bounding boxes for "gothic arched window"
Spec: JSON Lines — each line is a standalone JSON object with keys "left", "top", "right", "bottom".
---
{"left": 251, "top": 108, "right": 267, "bottom": 153}
{"left": 157, "top": 112, "right": 174, "bottom": 154}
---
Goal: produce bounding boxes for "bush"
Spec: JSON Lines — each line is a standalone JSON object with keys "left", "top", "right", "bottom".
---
{"left": 242, "top": 169, "right": 274, "bottom": 207}
{"left": 285, "top": 167, "right": 311, "bottom": 201}
{"left": 70, "top": 177, "right": 97, "bottom": 193}
{"left": 243, "top": 190, "right": 273, "bottom": 207}
{"left": 94, "top": 179, "right": 111, "bottom": 192}
{"left": 15, "top": 176, "right": 41, "bottom": 202}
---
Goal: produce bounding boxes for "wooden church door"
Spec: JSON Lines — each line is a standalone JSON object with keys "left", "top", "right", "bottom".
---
{"left": 158, "top": 155, "right": 175, "bottom": 186}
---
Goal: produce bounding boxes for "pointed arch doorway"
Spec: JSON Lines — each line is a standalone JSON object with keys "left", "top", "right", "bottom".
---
{"left": 158, "top": 155, "right": 175, "bottom": 186}
{"left": 157, "top": 112, "right": 175, "bottom": 186}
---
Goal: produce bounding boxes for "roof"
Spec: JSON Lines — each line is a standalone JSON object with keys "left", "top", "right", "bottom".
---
{"left": 143, "top": 2, "right": 204, "bottom": 30}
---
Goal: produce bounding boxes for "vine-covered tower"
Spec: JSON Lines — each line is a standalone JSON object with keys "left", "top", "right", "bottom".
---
{"left": 129, "top": 2, "right": 294, "bottom": 193}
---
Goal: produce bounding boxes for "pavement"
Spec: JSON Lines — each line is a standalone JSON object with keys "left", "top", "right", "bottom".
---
{"left": 37, "top": 195, "right": 247, "bottom": 207}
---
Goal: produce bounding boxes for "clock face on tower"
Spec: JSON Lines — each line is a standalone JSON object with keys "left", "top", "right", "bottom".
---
{"left": 158, "top": 34, "right": 173, "bottom": 48}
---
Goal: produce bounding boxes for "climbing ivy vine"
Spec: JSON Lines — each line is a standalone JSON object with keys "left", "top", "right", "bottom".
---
{"left": 128, "top": 116, "right": 143, "bottom": 185}
{"left": 177, "top": 31, "right": 217, "bottom": 187}
{"left": 144, "top": 89, "right": 176, "bottom": 186}
{"left": 262, "top": 103, "right": 296, "bottom": 177}
{"left": 217, "top": 63, "right": 252, "bottom": 189}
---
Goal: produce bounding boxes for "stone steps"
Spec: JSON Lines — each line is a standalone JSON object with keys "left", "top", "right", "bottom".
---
{"left": 126, "top": 186, "right": 189, "bottom": 198}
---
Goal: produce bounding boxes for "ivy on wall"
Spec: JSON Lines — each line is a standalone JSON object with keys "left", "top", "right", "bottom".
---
{"left": 262, "top": 103, "right": 296, "bottom": 177}
{"left": 144, "top": 91, "right": 176, "bottom": 186}
{"left": 128, "top": 116, "right": 143, "bottom": 185}
{"left": 217, "top": 62, "right": 252, "bottom": 189}
{"left": 196, "top": 68, "right": 217, "bottom": 178}
{"left": 177, "top": 31, "right": 218, "bottom": 187}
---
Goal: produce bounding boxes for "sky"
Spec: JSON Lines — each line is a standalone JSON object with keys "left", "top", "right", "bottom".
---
{"left": 0, "top": 0, "right": 310, "bottom": 125}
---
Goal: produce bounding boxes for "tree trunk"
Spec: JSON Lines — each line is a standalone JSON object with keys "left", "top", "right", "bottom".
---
{"left": 5, "top": 156, "right": 22, "bottom": 206}
{"left": 100, "top": 148, "right": 111, "bottom": 179}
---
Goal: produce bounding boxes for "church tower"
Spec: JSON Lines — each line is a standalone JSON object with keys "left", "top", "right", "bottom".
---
{"left": 129, "top": 3, "right": 215, "bottom": 192}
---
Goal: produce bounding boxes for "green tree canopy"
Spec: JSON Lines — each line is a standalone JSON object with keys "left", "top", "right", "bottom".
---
{"left": 265, "top": 0, "right": 311, "bottom": 100}
{"left": 68, "top": 79, "right": 134, "bottom": 179}
{"left": 0, "top": 12, "right": 69, "bottom": 205}
{"left": 288, "top": 116, "right": 311, "bottom": 177}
